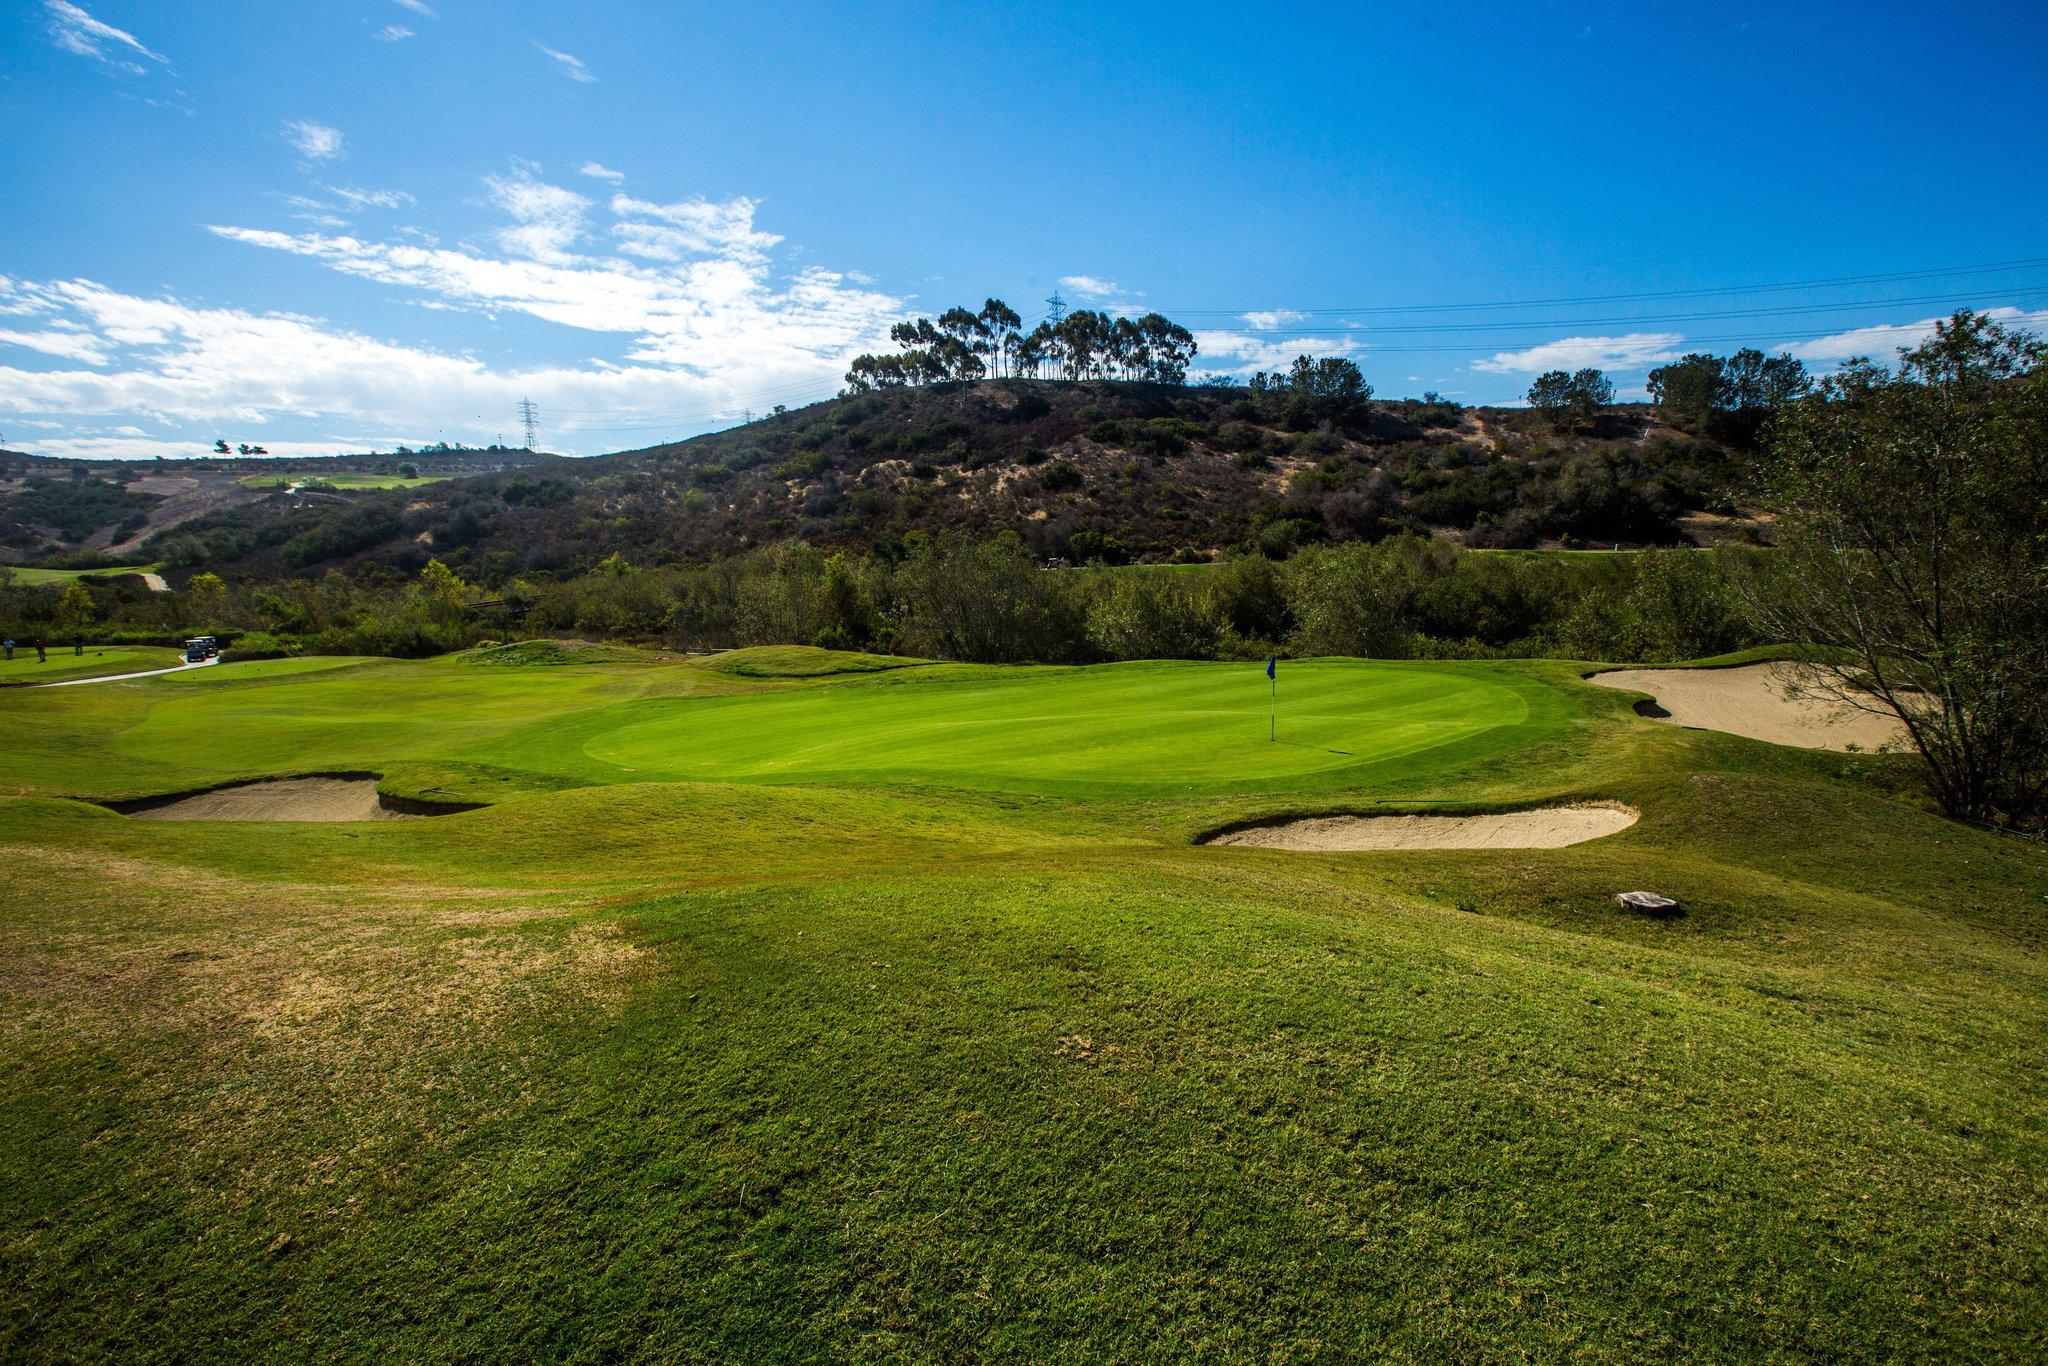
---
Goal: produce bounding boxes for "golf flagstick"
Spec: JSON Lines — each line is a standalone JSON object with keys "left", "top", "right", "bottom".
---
{"left": 1267, "top": 657, "right": 1277, "bottom": 742}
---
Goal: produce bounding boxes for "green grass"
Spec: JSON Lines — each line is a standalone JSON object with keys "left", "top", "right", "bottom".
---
{"left": 0, "top": 646, "right": 2043, "bottom": 1358}
{"left": 2, "top": 562, "right": 161, "bottom": 585}
{"left": 238, "top": 473, "right": 448, "bottom": 490}
{"left": 0, "top": 644, "right": 181, "bottom": 686}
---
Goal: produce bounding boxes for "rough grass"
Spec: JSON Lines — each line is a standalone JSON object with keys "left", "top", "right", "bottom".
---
{"left": 0, "top": 647, "right": 2043, "bottom": 1359}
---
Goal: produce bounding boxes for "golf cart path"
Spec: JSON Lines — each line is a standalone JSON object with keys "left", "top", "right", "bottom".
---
{"left": 39, "top": 655, "right": 220, "bottom": 687}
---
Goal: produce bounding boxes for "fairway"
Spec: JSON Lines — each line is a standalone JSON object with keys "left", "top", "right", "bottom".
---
{"left": 0, "top": 644, "right": 181, "bottom": 687}
{"left": 2, "top": 644, "right": 2045, "bottom": 1360}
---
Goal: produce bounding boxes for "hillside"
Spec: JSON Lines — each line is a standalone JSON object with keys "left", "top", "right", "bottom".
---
{"left": 0, "top": 447, "right": 562, "bottom": 566}
{"left": 135, "top": 382, "right": 1760, "bottom": 584}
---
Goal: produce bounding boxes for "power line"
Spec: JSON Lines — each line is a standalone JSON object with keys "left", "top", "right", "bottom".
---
{"left": 1157, "top": 255, "right": 2048, "bottom": 317}
{"left": 1186, "top": 285, "right": 2048, "bottom": 336}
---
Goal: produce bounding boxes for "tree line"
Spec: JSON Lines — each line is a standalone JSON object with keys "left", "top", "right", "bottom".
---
{"left": 1, "top": 536, "right": 1760, "bottom": 677}
{"left": 846, "top": 301, "right": 1198, "bottom": 390}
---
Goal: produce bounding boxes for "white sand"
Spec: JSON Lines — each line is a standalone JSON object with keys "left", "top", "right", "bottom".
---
{"left": 1590, "top": 662, "right": 1909, "bottom": 752}
{"left": 1207, "top": 804, "right": 1638, "bottom": 852}
{"left": 120, "top": 776, "right": 418, "bottom": 822}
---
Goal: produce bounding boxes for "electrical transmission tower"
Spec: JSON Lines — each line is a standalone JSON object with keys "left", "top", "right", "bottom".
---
{"left": 517, "top": 397, "right": 540, "bottom": 451}
{"left": 1045, "top": 290, "right": 1067, "bottom": 325}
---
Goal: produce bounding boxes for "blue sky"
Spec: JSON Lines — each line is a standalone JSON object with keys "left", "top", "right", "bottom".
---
{"left": 3, "top": 0, "right": 2046, "bottom": 459}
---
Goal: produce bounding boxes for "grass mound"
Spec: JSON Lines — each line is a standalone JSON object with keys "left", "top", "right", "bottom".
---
{"left": 697, "top": 644, "right": 927, "bottom": 678}
{"left": 457, "top": 639, "right": 669, "bottom": 668}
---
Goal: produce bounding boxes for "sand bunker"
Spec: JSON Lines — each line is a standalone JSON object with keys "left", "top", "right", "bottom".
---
{"left": 110, "top": 774, "right": 475, "bottom": 822}
{"left": 1205, "top": 804, "right": 1638, "bottom": 852}
{"left": 1589, "top": 662, "right": 1908, "bottom": 752}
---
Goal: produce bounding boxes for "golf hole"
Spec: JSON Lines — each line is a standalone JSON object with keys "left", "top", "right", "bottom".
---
{"left": 1202, "top": 803, "right": 1639, "bottom": 851}
{"left": 104, "top": 773, "right": 483, "bottom": 823}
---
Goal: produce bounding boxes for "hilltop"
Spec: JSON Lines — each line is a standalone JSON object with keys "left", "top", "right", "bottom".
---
{"left": 132, "top": 380, "right": 1760, "bottom": 583}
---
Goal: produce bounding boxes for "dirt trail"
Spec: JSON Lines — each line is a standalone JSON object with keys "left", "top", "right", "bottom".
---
{"left": 1590, "top": 662, "right": 1908, "bottom": 752}
{"left": 1207, "top": 804, "right": 1638, "bottom": 852}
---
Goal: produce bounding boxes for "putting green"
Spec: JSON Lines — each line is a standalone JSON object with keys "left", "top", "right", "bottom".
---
{"left": 10, "top": 652, "right": 1588, "bottom": 801}
{"left": 581, "top": 659, "right": 1564, "bottom": 793}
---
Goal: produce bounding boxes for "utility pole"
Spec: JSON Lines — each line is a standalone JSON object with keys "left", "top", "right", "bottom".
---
{"left": 517, "top": 397, "right": 540, "bottom": 452}
{"left": 1045, "top": 290, "right": 1067, "bottom": 325}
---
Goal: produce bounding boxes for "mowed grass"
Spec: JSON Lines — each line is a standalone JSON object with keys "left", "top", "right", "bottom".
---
{"left": 1, "top": 562, "right": 161, "bottom": 585}
{"left": 1, "top": 644, "right": 2044, "bottom": 1359}
{"left": 0, "top": 644, "right": 181, "bottom": 687}
{"left": 238, "top": 472, "right": 448, "bottom": 490}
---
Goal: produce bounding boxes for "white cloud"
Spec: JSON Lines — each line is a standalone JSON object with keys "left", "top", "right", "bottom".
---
{"left": 535, "top": 42, "right": 596, "bottom": 83}
{"left": 372, "top": 25, "right": 414, "bottom": 42}
{"left": 281, "top": 120, "right": 344, "bottom": 162}
{"left": 1241, "top": 309, "right": 1307, "bottom": 331}
{"left": 1059, "top": 275, "right": 1128, "bottom": 301}
{"left": 610, "top": 194, "right": 781, "bottom": 264}
{"left": 1470, "top": 332, "right": 1684, "bottom": 375}
{"left": 1193, "top": 330, "right": 1362, "bottom": 374}
{"left": 324, "top": 184, "right": 413, "bottom": 212}
{"left": 580, "top": 162, "right": 627, "bottom": 183}
{"left": 1784, "top": 306, "right": 2048, "bottom": 364}
{"left": 482, "top": 163, "right": 590, "bottom": 262}
{"left": 43, "top": 1, "right": 166, "bottom": 72}
{"left": 0, "top": 172, "right": 911, "bottom": 458}
{"left": 0, "top": 325, "right": 113, "bottom": 366}
{"left": 391, "top": 0, "right": 436, "bottom": 15}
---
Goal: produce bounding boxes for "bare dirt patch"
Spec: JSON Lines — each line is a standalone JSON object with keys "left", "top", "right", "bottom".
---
{"left": 1205, "top": 803, "right": 1638, "bottom": 851}
{"left": 1590, "top": 662, "right": 1909, "bottom": 752}
{"left": 110, "top": 774, "right": 478, "bottom": 822}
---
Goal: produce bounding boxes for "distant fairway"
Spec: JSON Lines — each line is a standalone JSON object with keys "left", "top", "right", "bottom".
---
{"left": 585, "top": 659, "right": 1564, "bottom": 793}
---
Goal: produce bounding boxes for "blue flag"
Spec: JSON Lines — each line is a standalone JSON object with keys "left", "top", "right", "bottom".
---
{"left": 1266, "top": 657, "right": 1276, "bottom": 679}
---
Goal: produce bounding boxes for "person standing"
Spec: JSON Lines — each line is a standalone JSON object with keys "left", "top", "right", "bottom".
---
{"left": 34, "top": 639, "right": 45, "bottom": 663}
{"left": 3, "top": 639, "right": 12, "bottom": 661}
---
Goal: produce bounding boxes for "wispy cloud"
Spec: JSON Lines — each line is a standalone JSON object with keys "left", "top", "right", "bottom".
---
{"left": 1783, "top": 306, "right": 2048, "bottom": 364}
{"left": 281, "top": 120, "right": 345, "bottom": 162}
{"left": 42, "top": 1, "right": 167, "bottom": 72}
{"left": 1469, "top": 332, "right": 1684, "bottom": 374}
{"left": 0, "top": 168, "right": 909, "bottom": 458}
{"left": 534, "top": 42, "right": 597, "bottom": 83}
{"left": 1194, "top": 331, "right": 1362, "bottom": 374}
{"left": 611, "top": 194, "right": 781, "bottom": 265}
{"left": 391, "top": 0, "right": 437, "bottom": 15}
{"left": 579, "top": 162, "right": 627, "bottom": 184}
{"left": 372, "top": 24, "right": 414, "bottom": 42}
{"left": 1240, "top": 309, "right": 1307, "bottom": 331}
{"left": 0, "top": 323, "right": 114, "bottom": 366}
{"left": 324, "top": 184, "right": 413, "bottom": 212}
{"left": 483, "top": 162, "right": 591, "bottom": 263}
{"left": 1059, "top": 274, "right": 1128, "bottom": 301}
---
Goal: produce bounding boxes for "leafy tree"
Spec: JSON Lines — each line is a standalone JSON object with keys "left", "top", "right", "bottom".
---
{"left": 54, "top": 582, "right": 96, "bottom": 632}
{"left": 1528, "top": 369, "right": 1612, "bottom": 428}
{"left": 1743, "top": 310, "right": 2048, "bottom": 826}
{"left": 1647, "top": 354, "right": 1729, "bottom": 424}
{"left": 1526, "top": 370, "right": 1577, "bottom": 425}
